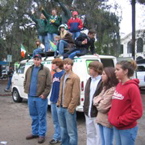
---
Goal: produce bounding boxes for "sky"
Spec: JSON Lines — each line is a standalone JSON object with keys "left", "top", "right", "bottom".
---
{"left": 107, "top": 0, "right": 145, "bottom": 38}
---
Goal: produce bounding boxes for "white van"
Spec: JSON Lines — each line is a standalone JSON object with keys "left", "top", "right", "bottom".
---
{"left": 136, "top": 64, "right": 145, "bottom": 88}
{"left": 11, "top": 55, "right": 117, "bottom": 112}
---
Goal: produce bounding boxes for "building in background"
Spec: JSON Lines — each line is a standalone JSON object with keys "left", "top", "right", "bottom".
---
{"left": 120, "top": 29, "right": 145, "bottom": 61}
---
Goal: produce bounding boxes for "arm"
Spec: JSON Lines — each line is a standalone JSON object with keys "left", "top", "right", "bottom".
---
{"left": 75, "top": 34, "right": 87, "bottom": 46}
{"left": 29, "top": 14, "right": 38, "bottom": 24}
{"left": 68, "top": 76, "right": 80, "bottom": 114}
{"left": 78, "top": 18, "right": 83, "bottom": 30}
{"left": 89, "top": 39, "right": 95, "bottom": 54}
{"left": 118, "top": 85, "right": 143, "bottom": 126}
{"left": 41, "top": 68, "right": 52, "bottom": 98}
{"left": 41, "top": 9, "right": 50, "bottom": 19}
{"left": 97, "top": 87, "right": 115, "bottom": 113}
{"left": 52, "top": 16, "right": 61, "bottom": 27}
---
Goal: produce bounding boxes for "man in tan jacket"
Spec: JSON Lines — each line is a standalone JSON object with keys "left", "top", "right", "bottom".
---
{"left": 57, "top": 58, "right": 80, "bottom": 145}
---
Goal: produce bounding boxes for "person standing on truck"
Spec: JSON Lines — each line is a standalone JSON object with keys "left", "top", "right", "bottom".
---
{"left": 67, "top": 11, "right": 83, "bottom": 40}
{"left": 57, "top": 58, "right": 80, "bottom": 145}
{"left": 108, "top": 60, "right": 143, "bottom": 145}
{"left": 4, "top": 67, "right": 14, "bottom": 92}
{"left": 84, "top": 61, "right": 103, "bottom": 145}
{"left": 24, "top": 54, "right": 51, "bottom": 144}
{"left": 49, "top": 58, "right": 65, "bottom": 144}
{"left": 93, "top": 67, "right": 119, "bottom": 145}
{"left": 29, "top": 11, "right": 48, "bottom": 52}
{"left": 41, "top": 8, "right": 61, "bottom": 51}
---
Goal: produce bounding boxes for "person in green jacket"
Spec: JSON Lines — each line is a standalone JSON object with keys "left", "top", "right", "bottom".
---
{"left": 29, "top": 11, "right": 49, "bottom": 52}
{"left": 54, "top": 0, "right": 71, "bottom": 24}
{"left": 42, "top": 8, "right": 61, "bottom": 51}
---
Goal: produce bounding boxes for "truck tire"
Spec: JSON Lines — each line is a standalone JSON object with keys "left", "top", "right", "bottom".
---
{"left": 12, "top": 88, "right": 23, "bottom": 102}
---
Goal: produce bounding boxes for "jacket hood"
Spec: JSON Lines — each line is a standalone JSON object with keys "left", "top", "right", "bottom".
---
{"left": 123, "top": 79, "right": 139, "bottom": 86}
{"left": 79, "top": 33, "right": 87, "bottom": 39}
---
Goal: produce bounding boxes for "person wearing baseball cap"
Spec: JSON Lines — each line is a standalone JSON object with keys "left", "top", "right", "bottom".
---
{"left": 24, "top": 52, "right": 51, "bottom": 144}
{"left": 67, "top": 11, "right": 83, "bottom": 40}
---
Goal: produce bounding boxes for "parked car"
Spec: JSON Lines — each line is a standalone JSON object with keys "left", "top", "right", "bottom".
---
{"left": 0, "top": 70, "right": 8, "bottom": 79}
{"left": 136, "top": 64, "right": 145, "bottom": 88}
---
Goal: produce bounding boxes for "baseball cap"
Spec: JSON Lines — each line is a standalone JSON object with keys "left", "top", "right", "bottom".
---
{"left": 33, "top": 54, "right": 42, "bottom": 59}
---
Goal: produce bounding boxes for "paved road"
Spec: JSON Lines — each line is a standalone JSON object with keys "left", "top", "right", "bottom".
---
{"left": 0, "top": 79, "right": 145, "bottom": 145}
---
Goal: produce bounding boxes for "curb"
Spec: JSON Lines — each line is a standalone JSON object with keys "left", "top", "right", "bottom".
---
{"left": 0, "top": 94, "right": 11, "bottom": 96}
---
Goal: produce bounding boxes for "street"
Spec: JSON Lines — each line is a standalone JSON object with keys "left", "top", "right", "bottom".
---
{"left": 0, "top": 79, "right": 145, "bottom": 145}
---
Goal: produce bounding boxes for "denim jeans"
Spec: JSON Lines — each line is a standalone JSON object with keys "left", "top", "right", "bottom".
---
{"left": 98, "top": 124, "right": 113, "bottom": 145}
{"left": 51, "top": 103, "right": 61, "bottom": 141}
{"left": 33, "top": 48, "right": 43, "bottom": 57}
{"left": 28, "top": 96, "right": 48, "bottom": 137}
{"left": 113, "top": 126, "right": 138, "bottom": 145}
{"left": 57, "top": 107, "right": 78, "bottom": 145}
{"left": 71, "top": 32, "right": 80, "bottom": 40}
{"left": 47, "top": 33, "right": 57, "bottom": 51}
{"left": 6, "top": 76, "right": 12, "bottom": 90}
{"left": 58, "top": 40, "right": 68, "bottom": 55}
{"left": 68, "top": 50, "right": 81, "bottom": 59}
{"left": 38, "top": 35, "right": 48, "bottom": 52}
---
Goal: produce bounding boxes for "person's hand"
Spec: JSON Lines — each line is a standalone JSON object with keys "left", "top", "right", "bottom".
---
{"left": 93, "top": 53, "right": 99, "bottom": 56}
{"left": 50, "top": 19, "right": 55, "bottom": 23}
{"left": 31, "top": 10, "right": 35, "bottom": 14}
{"left": 40, "top": 95, "right": 46, "bottom": 99}
{"left": 39, "top": 6, "right": 44, "bottom": 11}
{"left": 82, "top": 39, "right": 87, "bottom": 44}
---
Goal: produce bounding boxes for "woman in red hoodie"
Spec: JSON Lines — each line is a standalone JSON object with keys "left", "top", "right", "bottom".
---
{"left": 108, "top": 60, "right": 143, "bottom": 145}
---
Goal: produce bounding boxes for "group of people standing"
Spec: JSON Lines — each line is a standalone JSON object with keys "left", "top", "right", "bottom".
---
{"left": 30, "top": 6, "right": 97, "bottom": 60}
{"left": 24, "top": 52, "right": 143, "bottom": 145}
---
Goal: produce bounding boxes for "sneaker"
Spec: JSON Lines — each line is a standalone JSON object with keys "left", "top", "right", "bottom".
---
{"left": 49, "top": 139, "right": 61, "bottom": 144}
{"left": 4, "top": 88, "right": 11, "bottom": 92}
{"left": 26, "top": 134, "right": 39, "bottom": 140}
{"left": 38, "top": 137, "right": 45, "bottom": 144}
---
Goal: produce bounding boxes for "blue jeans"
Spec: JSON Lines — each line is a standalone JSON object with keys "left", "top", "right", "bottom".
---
{"left": 47, "top": 33, "right": 57, "bottom": 51}
{"left": 28, "top": 96, "right": 48, "bottom": 137}
{"left": 6, "top": 76, "right": 12, "bottom": 90}
{"left": 38, "top": 35, "right": 48, "bottom": 52}
{"left": 71, "top": 32, "right": 80, "bottom": 40}
{"left": 98, "top": 124, "right": 113, "bottom": 145}
{"left": 68, "top": 50, "right": 81, "bottom": 59}
{"left": 58, "top": 40, "right": 68, "bottom": 55}
{"left": 113, "top": 126, "right": 138, "bottom": 145}
{"left": 33, "top": 48, "right": 43, "bottom": 57}
{"left": 51, "top": 103, "right": 61, "bottom": 141}
{"left": 57, "top": 107, "right": 78, "bottom": 145}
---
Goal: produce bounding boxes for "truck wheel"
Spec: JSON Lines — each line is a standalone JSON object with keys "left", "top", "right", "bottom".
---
{"left": 12, "top": 88, "right": 23, "bottom": 102}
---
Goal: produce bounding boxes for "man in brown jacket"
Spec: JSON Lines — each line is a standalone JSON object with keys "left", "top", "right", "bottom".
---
{"left": 24, "top": 54, "right": 51, "bottom": 144}
{"left": 57, "top": 58, "right": 80, "bottom": 145}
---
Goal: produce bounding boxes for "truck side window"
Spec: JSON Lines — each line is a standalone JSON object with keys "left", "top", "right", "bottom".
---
{"left": 100, "top": 59, "right": 114, "bottom": 67}
{"left": 137, "top": 66, "right": 145, "bottom": 72}
{"left": 16, "top": 64, "right": 25, "bottom": 74}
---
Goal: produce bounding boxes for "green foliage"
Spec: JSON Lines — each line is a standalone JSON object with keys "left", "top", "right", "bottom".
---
{"left": 0, "top": 0, "right": 121, "bottom": 63}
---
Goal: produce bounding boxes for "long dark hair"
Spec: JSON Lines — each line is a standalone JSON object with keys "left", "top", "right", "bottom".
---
{"left": 103, "top": 67, "right": 119, "bottom": 91}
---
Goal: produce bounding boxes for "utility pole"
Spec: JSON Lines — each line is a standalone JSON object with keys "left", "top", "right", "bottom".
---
{"left": 131, "top": 0, "right": 136, "bottom": 60}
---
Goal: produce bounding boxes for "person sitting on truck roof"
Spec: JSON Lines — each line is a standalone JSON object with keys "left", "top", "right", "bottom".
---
{"left": 63, "top": 29, "right": 96, "bottom": 59}
{"left": 55, "top": 24, "right": 75, "bottom": 57}
{"left": 33, "top": 39, "right": 45, "bottom": 57}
